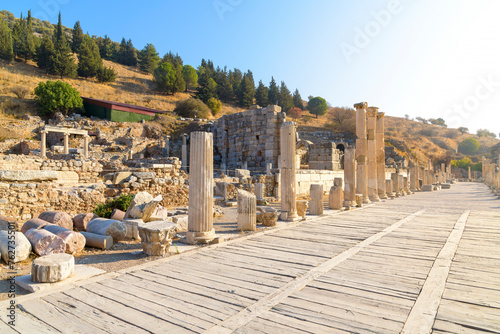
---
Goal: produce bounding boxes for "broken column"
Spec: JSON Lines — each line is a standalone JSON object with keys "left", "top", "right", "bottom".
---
{"left": 0, "top": 231, "right": 31, "bottom": 263}
{"left": 138, "top": 221, "right": 176, "bottom": 256}
{"left": 41, "top": 130, "right": 47, "bottom": 158}
{"left": 63, "top": 132, "right": 69, "bottom": 155}
{"left": 31, "top": 253, "right": 75, "bottom": 283}
{"left": 468, "top": 166, "right": 472, "bottom": 180}
{"left": 255, "top": 183, "right": 265, "bottom": 204}
{"left": 181, "top": 133, "right": 188, "bottom": 171}
{"left": 386, "top": 179, "right": 395, "bottom": 199}
{"left": 354, "top": 102, "right": 370, "bottom": 204}
{"left": 237, "top": 189, "right": 257, "bottom": 231}
{"left": 410, "top": 164, "right": 418, "bottom": 193}
{"left": 329, "top": 178, "right": 344, "bottom": 210}
{"left": 280, "top": 122, "right": 299, "bottom": 221}
{"left": 367, "top": 107, "right": 380, "bottom": 202}
{"left": 163, "top": 135, "right": 170, "bottom": 157}
{"left": 187, "top": 132, "right": 216, "bottom": 244}
{"left": 309, "top": 184, "right": 324, "bottom": 215}
{"left": 343, "top": 147, "right": 356, "bottom": 209}
{"left": 266, "top": 163, "right": 272, "bottom": 175}
{"left": 376, "top": 112, "right": 387, "bottom": 199}
{"left": 24, "top": 229, "right": 66, "bottom": 256}
{"left": 391, "top": 172, "right": 401, "bottom": 197}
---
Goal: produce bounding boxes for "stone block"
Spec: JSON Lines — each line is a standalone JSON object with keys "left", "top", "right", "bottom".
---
{"left": 237, "top": 189, "right": 256, "bottom": 231}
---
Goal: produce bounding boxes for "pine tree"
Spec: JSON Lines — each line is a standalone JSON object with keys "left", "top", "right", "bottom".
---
{"left": 293, "top": 88, "right": 304, "bottom": 110}
{"left": 173, "top": 65, "right": 186, "bottom": 93}
{"left": 216, "top": 68, "right": 233, "bottom": 102}
{"left": 117, "top": 38, "right": 137, "bottom": 66}
{"left": 71, "top": 21, "right": 84, "bottom": 53}
{"left": 12, "top": 11, "right": 35, "bottom": 62}
{"left": 196, "top": 68, "right": 218, "bottom": 102}
{"left": 228, "top": 69, "right": 242, "bottom": 98}
{"left": 77, "top": 35, "right": 103, "bottom": 78}
{"left": 182, "top": 65, "right": 198, "bottom": 91}
{"left": 95, "top": 35, "right": 114, "bottom": 60}
{"left": 307, "top": 96, "right": 328, "bottom": 118}
{"left": 255, "top": 80, "right": 268, "bottom": 107}
{"left": 51, "top": 12, "right": 77, "bottom": 78}
{"left": 278, "top": 81, "right": 293, "bottom": 113}
{"left": 163, "top": 51, "right": 183, "bottom": 68}
{"left": 268, "top": 77, "right": 279, "bottom": 105}
{"left": 138, "top": 43, "right": 160, "bottom": 73}
{"left": 237, "top": 72, "right": 255, "bottom": 108}
{"left": 0, "top": 21, "right": 14, "bottom": 61}
{"left": 36, "top": 34, "right": 55, "bottom": 72}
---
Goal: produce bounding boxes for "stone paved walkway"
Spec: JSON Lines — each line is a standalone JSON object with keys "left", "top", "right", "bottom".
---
{"left": 1, "top": 182, "right": 499, "bottom": 333}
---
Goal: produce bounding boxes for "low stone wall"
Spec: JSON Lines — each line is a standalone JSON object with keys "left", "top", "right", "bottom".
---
{"left": 296, "top": 170, "right": 344, "bottom": 196}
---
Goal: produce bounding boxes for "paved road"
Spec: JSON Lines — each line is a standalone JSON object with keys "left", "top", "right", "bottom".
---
{"left": 1, "top": 182, "right": 499, "bottom": 333}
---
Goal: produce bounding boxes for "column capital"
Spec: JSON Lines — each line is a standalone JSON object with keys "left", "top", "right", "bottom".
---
{"left": 376, "top": 112, "right": 385, "bottom": 118}
{"left": 367, "top": 106, "right": 379, "bottom": 113}
{"left": 354, "top": 102, "right": 368, "bottom": 110}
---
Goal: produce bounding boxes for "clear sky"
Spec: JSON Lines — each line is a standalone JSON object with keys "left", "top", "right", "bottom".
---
{"left": 3, "top": 0, "right": 500, "bottom": 137}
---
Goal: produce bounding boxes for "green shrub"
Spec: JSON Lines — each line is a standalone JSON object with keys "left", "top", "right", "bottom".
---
{"left": 34, "top": 80, "right": 83, "bottom": 115}
{"left": 97, "top": 66, "right": 117, "bottom": 83}
{"left": 206, "top": 97, "right": 221, "bottom": 116}
{"left": 11, "top": 86, "right": 30, "bottom": 99}
{"left": 174, "top": 98, "right": 212, "bottom": 119}
{"left": 93, "top": 194, "right": 134, "bottom": 218}
{"left": 458, "top": 137, "right": 480, "bottom": 154}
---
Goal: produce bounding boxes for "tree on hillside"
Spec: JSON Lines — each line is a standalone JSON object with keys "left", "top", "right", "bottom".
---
{"left": 77, "top": 35, "right": 102, "bottom": 78}
{"left": 458, "top": 137, "right": 480, "bottom": 154}
{"left": 428, "top": 118, "right": 447, "bottom": 128}
{"left": 255, "top": 80, "right": 268, "bottom": 107}
{"left": 196, "top": 67, "right": 218, "bottom": 102}
{"left": 227, "top": 69, "right": 242, "bottom": 100}
{"left": 458, "top": 127, "right": 469, "bottom": 134}
{"left": 71, "top": 21, "right": 84, "bottom": 53}
{"left": 36, "top": 34, "right": 55, "bottom": 72}
{"left": 138, "top": 43, "right": 160, "bottom": 73}
{"left": 237, "top": 71, "right": 255, "bottom": 108}
{"left": 153, "top": 62, "right": 177, "bottom": 94}
{"left": 173, "top": 64, "right": 186, "bottom": 93}
{"left": 278, "top": 81, "right": 293, "bottom": 113}
{"left": 293, "top": 89, "right": 304, "bottom": 110}
{"left": 95, "top": 35, "right": 115, "bottom": 60}
{"left": 182, "top": 65, "right": 198, "bottom": 91}
{"left": 476, "top": 128, "right": 496, "bottom": 138}
{"left": 163, "top": 51, "right": 183, "bottom": 68}
{"left": 307, "top": 96, "right": 328, "bottom": 118}
{"left": 34, "top": 80, "right": 83, "bottom": 115}
{"left": 0, "top": 21, "right": 14, "bottom": 61}
{"left": 50, "top": 12, "right": 77, "bottom": 78}
{"left": 268, "top": 77, "right": 279, "bottom": 105}
{"left": 289, "top": 107, "right": 303, "bottom": 120}
{"left": 416, "top": 116, "right": 428, "bottom": 124}
{"left": 12, "top": 11, "right": 35, "bottom": 62}
{"left": 117, "top": 38, "right": 137, "bottom": 66}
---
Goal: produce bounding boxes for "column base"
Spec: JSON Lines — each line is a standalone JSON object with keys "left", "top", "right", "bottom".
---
{"left": 369, "top": 195, "right": 380, "bottom": 202}
{"left": 185, "top": 229, "right": 216, "bottom": 245}
{"left": 362, "top": 196, "right": 371, "bottom": 204}
{"left": 342, "top": 201, "right": 354, "bottom": 209}
{"left": 279, "top": 212, "right": 301, "bottom": 222}
{"left": 378, "top": 193, "right": 388, "bottom": 200}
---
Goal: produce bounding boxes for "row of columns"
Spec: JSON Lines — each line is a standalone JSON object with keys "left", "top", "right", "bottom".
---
{"left": 40, "top": 130, "right": 90, "bottom": 159}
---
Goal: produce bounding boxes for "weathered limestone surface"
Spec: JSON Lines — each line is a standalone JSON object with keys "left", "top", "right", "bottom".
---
{"left": 255, "top": 183, "right": 264, "bottom": 201}
{"left": 280, "top": 122, "right": 299, "bottom": 221}
{"left": 0, "top": 231, "right": 31, "bottom": 263}
{"left": 367, "top": 108, "right": 380, "bottom": 202}
{"left": 124, "top": 191, "right": 154, "bottom": 220}
{"left": 343, "top": 147, "right": 356, "bottom": 208}
{"left": 386, "top": 179, "right": 395, "bottom": 199}
{"left": 422, "top": 184, "right": 434, "bottom": 191}
{"left": 0, "top": 170, "right": 58, "bottom": 182}
{"left": 21, "top": 218, "right": 52, "bottom": 234}
{"left": 308, "top": 143, "right": 342, "bottom": 170}
{"left": 354, "top": 102, "right": 370, "bottom": 204}
{"left": 73, "top": 213, "right": 98, "bottom": 232}
{"left": 38, "top": 211, "right": 73, "bottom": 230}
{"left": 296, "top": 200, "right": 308, "bottom": 219}
{"left": 172, "top": 215, "right": 188, "bottom": 233}
{"left": 110, "top": 209, "right": 126, "bottom": 221}
{"left": 31, "top": 253, "right": 74, "bottom": 283}
{"left": 80, "top": 231, "right": 113, "bottom": 250}
{"left": 187, "top": 132, "right": 216, "bottom": 244}
{"left": 215, "top": 182, "right": 228, "bottom": 201}
{"left": 256, "top": 206, "right": 278, "bottom": 226}
{"left": 43, "top": 225, "right": 85, "bottom": 255}
{"left": 138, "top": 221, "right": 175, "bottom": 256}
{"left": 309, "top": 184, "right": 324, "bottom": 215}
{"left": 86, "top": 218, "right": 126, "bottom": 242}
{"left": 25, "top": 229, "right": 66, "bottom": 256}
{"left": 391, "top": 173, "right": 401, "bottom": 197}
{"left": 329, "top": 178, "right": 344, "bottom": 210}
{"left": 410, "top": 165, "right": 418, "bottom": 193}
{"left": 237, "top": 189, "right": 257, "bottom": 231}
{"left": 376, "top": 112, "right": 387, "bottom": 199}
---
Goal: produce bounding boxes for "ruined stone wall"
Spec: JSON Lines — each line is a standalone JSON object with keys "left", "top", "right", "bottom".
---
{"left": 308, "top": 143, "right": 343, "bottom": 170}
{"left": 213, "top": 105, "right": 286, "bottom": 172}
{"left": 295, "top": 170, "right": 344, "bottom": 196}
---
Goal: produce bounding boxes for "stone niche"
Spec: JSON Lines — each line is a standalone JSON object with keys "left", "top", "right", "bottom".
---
{"left": 212, "top": 105, "right": 286, "bottom": 172}
{"left": 308, "top": 143, "right": 343, "bottom": 171}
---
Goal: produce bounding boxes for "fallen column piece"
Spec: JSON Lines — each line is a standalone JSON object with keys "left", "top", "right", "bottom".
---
{"left": 309, "top": 184, "right": 324, "bottom": 215}
{"left": 0, "top": 231, "right": 31, "bottom": 263}
{"left": 21, "top": 218, "right": 52, "bottom": 234}
{"left": 80, "top": 231, "right": 113, "bottom": 250}
{"left": 237, "top": 189, "right": 257, "bottom": 231}
{"left": 43, "top": 225, "right": 85, "bottom": 255}
{"left": 138, "top": 221, "right": 176, "bottom": 256}
{"left": 86, "top": 218, "right": 126, "bottom": 242}
{"left": 31, "top": 253, "right": 74, "bottom": 283}
{"left": 256, "top": 207, "right": 278, "bottom": 226}
{"left": 73, "top": 213, "right": 98, "bottom": 231}
{"left": 37, "top": 211, "right": 73, "bottom": 230}
{"left": 109, "top": 209, "right": 125, "bottom": 221}
{"left": 24, "top": 229, "right": 66, "bottom": 256}
{"left": 329, "top": 178, "right": 344, "bottom": 210}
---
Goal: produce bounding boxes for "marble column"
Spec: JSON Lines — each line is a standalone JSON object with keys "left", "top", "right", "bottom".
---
{"left": 376, "top": 112, "right": 387, "bottom": 199}
{"left": 41, "top": 130, "right": 47, "bottom": 158}
{"left": 309, "top": 184, "right": 323, "bottom": 215}
{"left": 237, "top": 189, "right": 256, "bottom": 231}
{"left": 242, "top": 161, "right": 247, "bottom": 170}
{"left": 181, "top": 134, "right": 188, "bottom": 171}
{"left": 83, "top": 135, "right": 89, "bottom": 159}
{"left": 280, "top": 122, "right": 299, "bottom": 221}
{"left": 163, "top": 135, "right": 170, "bottom": 157}
{"left": 354, "top": 102, "right": 370, "bottom": 204}
{"left": 329, "top": 178, "right": 344, "bottom": 210}
{"left": 186, "top": 132, "right": 216, "bottom": 244}
{"left": 266, "top": 163, "right": 272, "bottom": 175}
{"left": 63, "top": 132, "right": 69, "bottom": 155}
{"left": 410, "top": 164, "right": 418, "bottom": 193}
{"left": 255, "top": 183, "right": 264, "bottom": 201}
{"left": 367, "top": 107, "right": 380, "bottom": 202}
{"left": 220, "top": 162, "right": 226, "bottom": 175}
{"left": 399, "top": 175, "right": 405, "bottom": 195}
{"left": 419, "top": 166, "right": 424, "bottom": 189}
{"left": 468, "top": 166, "right": 472, "bottom": 180}
{"left": 343, "top": 147, "right": 356, "bottom": 209}
{"left": 385, "top": 179, "right": 395, "bottom": 199}
{"left": 391, "top": 172, "right": 400, "bottom": 197}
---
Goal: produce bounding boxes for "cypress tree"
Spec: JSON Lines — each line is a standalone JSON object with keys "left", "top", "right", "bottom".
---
{"left": 12, "top": 11, "right": 35, "bottom": 62}
{"left": 71, "top": 21, "right": 84, "bottom": 53}
{"left": 51, "top": 12, "right": 77, "bottom": 78}
{"left": 117, "top": 38, "right": 137, "bottom": 66}
{"left": 138, "top": 43, "right": 160, "bottom": 73}
{"left": 36, "top": 34, "right": 55, "bottom": 72}
{"left": 237, "top": 72, "right": 255, "bottom": 108}
{"left": 293, "top": 88, "right": 304, "bottom": 110}
{"left": 268, "top": 77, "right": 279, "bottom": 105}
{"left": 0, "top": 21, "right": 14, "bottom": 61}
{"left": 278, "top": 81, "right": 293, "bottom": 113}
{"left": 196, "top": 68, "right": 217, "bottom": 102}
{"left": 255, "top": 80, "right": 269, "bottom": 107}
{"left": 77, "top": 35, "right": 103, "bottom": 78}
{"left": 173, "top": 65, "right": 186, "bottom": 94}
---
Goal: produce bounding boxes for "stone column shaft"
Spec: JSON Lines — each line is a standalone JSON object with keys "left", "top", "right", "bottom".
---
{"left": 187, "top": 132, "right": 215, "bottom": 244}
{"left": 410, "top": 164, "right": 418, "bottom": 192}
{"left": 376, "top": 112, "right": 387, "bottom": 199}
{"left": 343, "top": 147, "right": 356, "bottom": 208}
{"left": 83, "top": 135, "right": 89, "bottom": 159}
{"left": 63, "top": 133, "right": 69, "bottom": 155}
{"left": 354, "top": 102, "right": 370, "bottom": 204}
{"left": 266, "top": 163, "right": 272, "bottom": 175}
{"left": 309, "top": 184, "right": 323, "bottom": 215}
{"left": 41, "top": 131, "right": 47, "bottom": 158}
{"left": 385, "top": 179, "right": 394, "bottom": 198}
{"left": 280, "top": 122, "right": 298, "bottom": 221}
{"left": 367, "top": 107, "right": 379, "bottom": 202}
{"left": 181, "top": 134, "right": 188, "bottom": 171}
{"left": 391, "top": 172, "right": 400, "bottom": 197}
{"left": 255, "top": 183, "right": 264, "bottom": 201}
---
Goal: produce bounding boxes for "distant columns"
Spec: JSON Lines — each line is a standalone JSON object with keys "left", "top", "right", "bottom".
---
{"left": 63, "top": 132, "right": 69, "bottom": 155}
{"left": 410, "top": 164, "right": 418, "bottom": 193}
{"left": 468, "top": 166, "right": 472, "bottom": 180}
{"left": 41, "top": 130, "right": 47, "bottom": 158}
{"left": 242, "top": 161, "right": 247, "bottom": 170}
{"left": 83, "top": 135, "right": 90, "bottom": 159}
{"left": 343, "top": 147, "right": 356, "bottom": 209}
{"left": 186, "top": 132, "right": 216, "bottom": 244}
{"left": 385, "top": 179, "right": 394, "bottom": 199}
{"left": 280, "top": 122, "right": 299, "bottom": 221}
{"left": 354, "top": 102, "right": 370, "bottom": 204}
{"left": 391, "top": 172, "right": 400, "bottom": 197}
{"left": 367, "top": 107, "right": 380, "bottom": 202}
{"left": 329, "top": 178, "right": 344, "bottom": 210}
{"left": 309, "top": 184, "right": 323, "bottom": 215}
{"left": 376, "top": 112, "right": 387, "bottom": 199}
{"left": 181, "top": 134, "right": 188, "bottom": 171}
{"left": 255, "top": 183, "right": 264, "bottom": 202}
{"left": 163, "top": 135, "right": 170, "bottom": 157}
{"left": 266, "top": 163, "right": 272, "bottom": 175}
